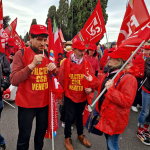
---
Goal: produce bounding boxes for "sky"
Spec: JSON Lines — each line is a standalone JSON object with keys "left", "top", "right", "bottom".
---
{"left": 2, "top": 0, "right": 150, "bottom": 44}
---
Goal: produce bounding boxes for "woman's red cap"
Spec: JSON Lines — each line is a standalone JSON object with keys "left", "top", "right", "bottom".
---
{"left": 108, "top": 47, "right": 131, "bottom": 61}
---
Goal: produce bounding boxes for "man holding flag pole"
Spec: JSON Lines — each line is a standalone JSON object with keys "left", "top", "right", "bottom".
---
{"left": 10, "top": 24, "right": 59, "bottom": 150}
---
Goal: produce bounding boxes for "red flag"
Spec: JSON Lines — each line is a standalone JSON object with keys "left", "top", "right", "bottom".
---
{"left": 59, "top": 28, "right": 65, "bottom": 42}
{"left": 119, "top": 18, "right": 150, "bottom": 51}
{"left": 4, "top": 18, "right": 17, "bottom": 38}
{"left": 0, "top": 0, "right": 5, "bottom": 53}
{"left": 117, "top": 0, "right": 150, "bottom": 46}
{"left": 45, "top": 18, "right": 64, "bottom": 139}
{"left": 14, "top": 31, "right": 25, "bottom": 49}
{"left": 53, "top": 21, "right": 63, "bottom": 68}
{"left": 72, "top": 0, "right": 106, "bottom": 44}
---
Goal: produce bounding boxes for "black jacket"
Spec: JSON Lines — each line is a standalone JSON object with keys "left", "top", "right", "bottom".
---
{"left": 143, "top": 57, "right": 150, "bottom": 91}
{"left": 0, "top": 52, "right": 10, "bottom": 97}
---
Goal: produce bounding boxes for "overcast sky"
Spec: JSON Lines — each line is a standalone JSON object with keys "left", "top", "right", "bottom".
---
{"left": 2, "top": 0, "right": 150, "bottom": 44}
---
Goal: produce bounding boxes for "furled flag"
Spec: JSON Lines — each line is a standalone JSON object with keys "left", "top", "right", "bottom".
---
{"left": 0, "top": 0, "right": 5, "bottom": 53}
{"left": 4, "top": 18, "right": 17, "bottom": 38}
{"left": 59, "top": 28, "right": 65, "bottom": 42}
{"left": 117, "top": 0, "right": 150, "bottom": 46}
{"left": 73, "top": 0, "right": 106, "bottom": 44}
{"left": 119, "top": 18, "right": 150, "bottom": 51}
{"left": 53, "top": 18, "right": 63, "bottom": 68}
{"left": 45, "top": 18, "right": 64, "bottom": 139}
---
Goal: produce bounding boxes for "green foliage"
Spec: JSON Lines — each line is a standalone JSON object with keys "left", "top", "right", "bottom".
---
{"left": 57, "top": 0, "right": 69, "bottom": 40}
{"left": 3, "top": 16, "right": 11, "bottom": 29}
{"left": 45, "top": 5, "right": 58, "bottom": 29}
{"left": 31, "top": 19, "right": 37, "bottom": 26}
{"left": 147, "top": 40, "right": 150, "bottom": 43}
{"left": 24, "top": 32, "right": 30, "bottom": 43}
{"left": 20, "top": 35, "right": 23, "bottom": 40}
{"left": 67, "top": 0, "right": 108, "bottom": 39}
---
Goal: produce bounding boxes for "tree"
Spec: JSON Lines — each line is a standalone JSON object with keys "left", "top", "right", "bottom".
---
{"left": 67, "top": 0, "right": 108, "bottom": 39}
{"left": 20, "top": 35, "right": 23, "bottom": 40}
{"left": 24, "top": 32, "right": 30, "bottom": 43}
{"left": 31, "top": 19, "right": 37, "bottom": 26}
{"left": 3, "top": 16, "right": 11, "bottom": 29}
{"left": 57, "top": 0, "right": 69, "bottom": 40}
{"left": 45, "top": 5, "right": 58, "bottom": 29}
{"left": 29, "top": 19, "right": 37, "bottom": 34}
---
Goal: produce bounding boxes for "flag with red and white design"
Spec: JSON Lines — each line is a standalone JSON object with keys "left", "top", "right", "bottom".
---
{"left": 14, "top": 31, "right": 25, "bottom": 49}
{"left": 117, "top": 0, "right": 150, "bottom": 46}
{"left": 73, "top": 0, "right": 106, "bottom": 44}
{"left": 119, "top": 18, "right": 150, "bottom": 51}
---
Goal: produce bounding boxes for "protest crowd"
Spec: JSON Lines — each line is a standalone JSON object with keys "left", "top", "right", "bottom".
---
{"left": 1, "top": 0, "right": 150, "bottom": 150}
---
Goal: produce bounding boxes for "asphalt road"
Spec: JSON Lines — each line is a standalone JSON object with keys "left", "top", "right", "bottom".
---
{"left": 0, "top": 95, "right": 150, "bottom": 150}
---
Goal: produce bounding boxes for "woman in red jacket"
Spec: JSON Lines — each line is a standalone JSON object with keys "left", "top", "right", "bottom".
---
{"left": 85, "top": 47, "right": 137, "bottom": 150}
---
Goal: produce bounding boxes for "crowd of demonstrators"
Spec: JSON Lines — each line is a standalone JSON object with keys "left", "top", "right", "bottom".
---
{"left": 0, "top": 21, "right": 149, "bottom": 150}
{"left": 132, "top": 45, "right": 150, "bottom": 112}
{"left": 0, "top": 51, "right": 11, "bottom": 150}
{"left": 85, "top": 48, "right": 137, "bottom": 150}
{"left": 58, "top": 41, "right": 93, "bottom": 150}
{"left": 10, "top": 24, "right": 60, "bottom": 150}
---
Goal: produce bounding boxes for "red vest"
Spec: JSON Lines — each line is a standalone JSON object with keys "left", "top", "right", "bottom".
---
{"left": 15, "top": 47, "right": 49, "bottom": 108}
{"left": 64, "top": 58, "right": 92, "bottom": 103}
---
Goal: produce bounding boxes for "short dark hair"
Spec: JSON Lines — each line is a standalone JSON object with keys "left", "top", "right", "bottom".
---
{"left": 87, "top": 50, "right": 97, "bottom": 57}
{"left": 30, "top": 33, "right": 48, "bottom": 39}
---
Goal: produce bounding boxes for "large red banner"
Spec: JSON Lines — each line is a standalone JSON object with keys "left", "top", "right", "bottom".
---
{"left": 73, "top": 0, "right": 106, "bottom": 44}
{"left": 117, "top": 0, "right": 150, "bottom": 46}
{"left": 119, "top": 19, "right": 150, "bottom": 51}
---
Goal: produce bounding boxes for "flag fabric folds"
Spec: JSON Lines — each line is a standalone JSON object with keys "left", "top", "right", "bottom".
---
{"left": 119, "top": 18, "right": 150, "bottom": 51}
{"left": 73, "top": 0, "right": 106, "bottom": 44}
{"left": 59, "top": 28, "right": 65, "bottom": 42}
{"left": 0, "top": 0, "right": 5, "bottom": 53}
{"left": 117, "top": 0, "right": 150, "bottom": 46}
{"left": 53, "top": 18, "right": 63, "bottom": 68}
{"left": 4, "top": 18, "right": 17, "bottom": 38}
{"left": 14, "top": 31, "right": 25, "bottom": 49}
{"left": 45, "top": 18, "right": 64, "bottom": 139}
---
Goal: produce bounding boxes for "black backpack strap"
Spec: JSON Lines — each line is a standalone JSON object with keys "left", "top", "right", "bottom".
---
{"left": 20, "top": 49, "right": 24, "bottom": 56}
{"left": 115, "top": 73, "right": 130, "bottom": 88}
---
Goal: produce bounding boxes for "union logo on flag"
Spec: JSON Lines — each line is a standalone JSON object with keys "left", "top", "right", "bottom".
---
{"left": 85, "top": 11, "right": 103, "bottom": 41}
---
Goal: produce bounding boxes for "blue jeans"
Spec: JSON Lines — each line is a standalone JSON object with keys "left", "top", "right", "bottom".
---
{"left": 105, "top": 134, "right": 120, "bottom": 150}
{"left": 138, "top": 89, "right": 150, "bottom": 127}
{"left": 0, "top": 99, "right": 5, "bottom": 145}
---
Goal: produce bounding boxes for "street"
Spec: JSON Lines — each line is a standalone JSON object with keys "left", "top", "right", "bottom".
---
{"left": 0, "top": 99, "right": 149, "bottom": 150}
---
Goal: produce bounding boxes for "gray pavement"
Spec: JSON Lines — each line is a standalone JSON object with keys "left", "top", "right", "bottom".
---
{"left": 0, "top": 99, "right": 150, "bottom": 150}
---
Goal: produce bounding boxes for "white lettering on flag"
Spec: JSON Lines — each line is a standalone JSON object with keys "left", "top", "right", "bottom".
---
{"left": 54, "top": 78, "right": 59, "bottom": 89}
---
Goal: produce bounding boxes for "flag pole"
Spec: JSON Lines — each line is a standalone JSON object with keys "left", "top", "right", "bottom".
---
{"left": 91, "top": 40, "right": 145, "bottom": 107}
{"left": 51, "top": 91, "right": 54, "bottom": 150}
